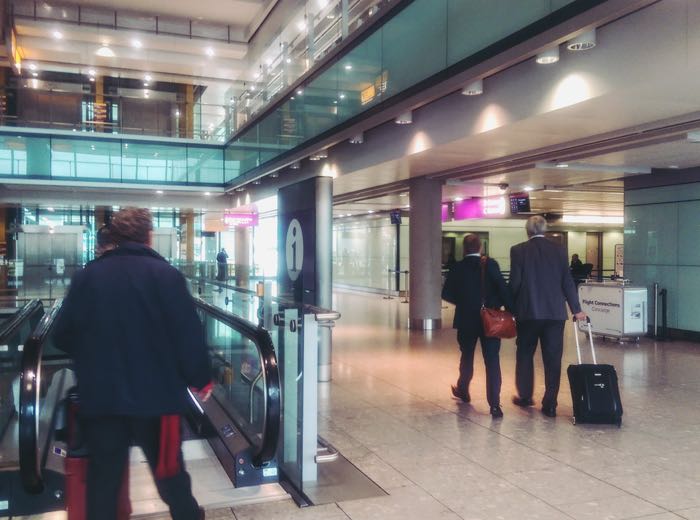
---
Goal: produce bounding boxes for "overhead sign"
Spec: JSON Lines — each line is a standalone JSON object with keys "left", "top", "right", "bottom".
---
{"left": 223, "top": 210, "right": 258, "bottom": 228}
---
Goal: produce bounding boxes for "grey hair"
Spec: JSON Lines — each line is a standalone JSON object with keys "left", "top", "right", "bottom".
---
{"left": 525, "top": 215, "right": 547, "bottom": 237}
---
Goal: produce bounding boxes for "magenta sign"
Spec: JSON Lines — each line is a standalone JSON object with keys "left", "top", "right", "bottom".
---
{"left": 451, "top": 197, "right": 506, "bottom": 221}
{"left": 223, "top": 211, "right": 258, "bottom": 227}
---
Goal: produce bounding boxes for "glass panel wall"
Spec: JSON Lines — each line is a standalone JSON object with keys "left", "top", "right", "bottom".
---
{"left": 225, "top": 0, "right": 578, "bottom": 181}
{"left": 0, "top": 133, "right": 223, "bottom": 185}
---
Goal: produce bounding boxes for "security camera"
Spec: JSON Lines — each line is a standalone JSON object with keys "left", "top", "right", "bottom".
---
{"left": 498, "top": 183, "right": 509, "bottom": 191}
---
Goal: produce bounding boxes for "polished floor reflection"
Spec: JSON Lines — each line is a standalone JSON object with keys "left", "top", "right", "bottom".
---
{"left": 23, "top": 290, "right": 700, "bottom": 519}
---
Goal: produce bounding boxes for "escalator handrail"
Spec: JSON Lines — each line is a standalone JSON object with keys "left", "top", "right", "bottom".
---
{"left": 0, "top": 299, "right": 43, "bottom": 345}
{"left": 18, "top": 299, "right": 64, "bottom": 494}
{"left": 194, "top": 297, "right": 280, "bottom": 466}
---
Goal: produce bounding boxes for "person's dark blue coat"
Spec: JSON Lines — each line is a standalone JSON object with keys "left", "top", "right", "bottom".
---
{"left": 53, "top": 242, "right": 211, "bottom": 416}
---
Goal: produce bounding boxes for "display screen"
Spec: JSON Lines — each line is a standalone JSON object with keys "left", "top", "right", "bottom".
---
{"left": 390, "top": 209, "right": 402, "bottom": 224}
{"left": 509, "top": 193, "right": 531, "bottom": 214}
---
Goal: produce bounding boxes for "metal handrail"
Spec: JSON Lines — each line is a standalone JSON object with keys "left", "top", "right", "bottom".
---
{"left": 18, "top": 299, "right": 64, "bottom": 494}
{"left": 193, "top": 297, "right": 280, "bottom": 467}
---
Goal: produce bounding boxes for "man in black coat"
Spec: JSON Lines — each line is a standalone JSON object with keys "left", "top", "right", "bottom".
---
{"left": 442, "top": 234, "right": 513, "bottom": 418}
{"left": 509, "top": 215, "right": 586, "bottom": 418}
{"left": 54, "top": 208, "right": 211, "bottom": 520}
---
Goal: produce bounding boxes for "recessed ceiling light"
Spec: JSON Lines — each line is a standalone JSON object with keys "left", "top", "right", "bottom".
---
{"left": 524, "top": 186, "right": 534, "bottom": 191}
{"left": 395, "top": 110, "right": 413, "bottom": 125}
{"left": 567, "top": 29, "right": 596, "bottom": 51}
{"left": 555, "top": 163, "right": 569, "bottom": 168}
{"left": 47, "top": 207, "right": 55, "bottom": 212}
{"left": 29, "top": 63, "right": 37, "bottom": 71}
{"left": 536, "top": 46, "right": 559, "bottom": 64}
{"left": 132, "top": 39, "right": 142, "bottom": 48}
{"left": 204, "top": 192, "right": 211, "bottom": 196}
{"left": 156, "top": 190, "right": 164, "bottom": 195}
{"left": 32, "top": 72, "right": 38, "bottom": 77}
{"left": 286, "top": 58, "right": 292, "bottom": 64}
{"left": 367, "top": 210, "right": 374, "bottom": 214}
{"left": 344, "top": 64, "right": 352, "bottom": 70}
{"left": 339, "top": 93, "right": 346, "bottom": 99}
{"left": 88, "top": 69, "right": 96, "bottom": 76}
{"left": 205, "top": 47, "right": 215, "bottom": 57}
{"left": 143, "top": 82, "right": 149, "bottom": 87}
{"left": 52, "top": 30, "right": 63, "bottom": 39}
{"left": 296, "top": 89, "right": 303, "bottom": 95}
{"left": 453, "top": 197, "right": 463, "bottom": 202}
{"left": 333, "top": 100, "right": 337, "bottom": 104}
{"left": 461, "top": 79, "right": 483, "bottom": 96}
{"left": 669, "top": 165, "right": 680, "bottom": 169}
{"left": 96, "top": 45, "right": 115, "bottom": 57}
{"left": 145, "top": 74, "right": 152, "bottom": 82}
{"left": 297, "top": 20, "right": 306, "bottom": 31}
{"left": 89, "top": 77, "right": 95, "bottom": 82}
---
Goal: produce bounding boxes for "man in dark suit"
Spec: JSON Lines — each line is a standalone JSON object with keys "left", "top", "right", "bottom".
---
{"left": 509, "top": 216, "right": 586, "bottom": 418}
{"left": 442, "top": 234, "right": 513, "bottom": 418}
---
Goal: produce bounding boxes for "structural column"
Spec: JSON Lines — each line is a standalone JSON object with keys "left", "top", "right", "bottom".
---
{"left": 234, "top": 226, "right": 251, "bottom": 289}
{"left": 408, "top": 177, "right": 442, "bottom": 330}
{"left": 316, "top": 176, "right": 333, "bottom": 382}
{"left": 179, "top": 210, "right": 195, "bottom": 263}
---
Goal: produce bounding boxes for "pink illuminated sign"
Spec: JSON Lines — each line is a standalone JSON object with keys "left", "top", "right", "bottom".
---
{"left": 223, "top": 211, "right": 258, "bottom": 227}
{"left": 451, "top": 197, "right": 506, "bottom": 221}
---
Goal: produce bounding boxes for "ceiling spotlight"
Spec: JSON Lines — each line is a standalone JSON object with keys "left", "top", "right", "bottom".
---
{"left": 344, "top": 64, "right": 352, "bottom": 71}
{"left": 367, "top": 210, "right": 374, "bottom": 214}
{"left": 297, "top": 19, "right": 306, "bottom": 32}
{"left": 296, "top": 89, "right": 303, "bottom": 95}
{"left": 290, "top": 161, "right": 301, "bottom": 169}
{"left": 145, "top": 74, "right": 152, "bottom": 82}
{"left": 395, "top": 110, "right": 413, "bottom": 125}
{"left": 204, "top": 191, "right": 211, "bottom": 196}
{"left": 286, "top": 58, "right": 292, "bottom": 64}
{"left": 96, "top": 45, "right": 115, "bottom": 58}
{"left": 536, "top": 46, "right": 559, "bottom": 64}
{"left": 235, "top": 187, "right": 245, "bottom": 192}
{"left": 32, "top": 72, "right": 38, "bottom": 77}
{"left": 567, "top": 29, "right": 596, "bottom": 51}
{"left": 453, "top": 197, "right": 463, "bottom": 202}
{"left": 156, "top": 190, "right": 164, "bottom": 195}
{"left": 270, "top": 172, "right": 279, "bottom": 178}
{"left": 252, "top": 179, "right": 261, "bottom": 185}
{"left": 461, "top": 79, "right": 483, "bottom": 96}
{"left": 205, "top": 47, "right": 215, "bottom": 57}
{"left": 310, "top": 150, "right": 328, "bottom": 161}
{"left": 523, "top": 186, "right": 534, "bottom": 192}
{"left": 52, "top": 30, "right": 63, "bottom": 39}
{"left": 89, "top": 77, "right": 95, "bottom": 82}
{"left": 132, "top": 39, "right": 142, "bottom": 48}
{"left": 339, "top": 93, "right": 346, "bottom": 99}
{"left": 29, "top": 63, "right": 37, "bottom": 71}
{"left": 349, "top": 132, "right": 364, "bottom": 144}
{"left": 88, "top": 69, "right": 96, "bottom": 76}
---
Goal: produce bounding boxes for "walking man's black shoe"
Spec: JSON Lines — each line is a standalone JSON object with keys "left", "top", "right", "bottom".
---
{"left": 490, "top": 406, "right": 504, "bottom": 418}
{"left": 512, "top": 396, "right": 534, "bottom": 407}
{"left": 451, "top": 385, "right": 470, "bottom": 403}
{"left": 541, "top": 406, "right": 557, "bottom": 418}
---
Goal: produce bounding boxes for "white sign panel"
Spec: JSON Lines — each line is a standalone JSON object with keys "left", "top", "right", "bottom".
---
{"left": 579, "top": 284, "right": 624, "bottom": 336}
{"left": 285, "top": 219, "right": 304, "bottom": 282}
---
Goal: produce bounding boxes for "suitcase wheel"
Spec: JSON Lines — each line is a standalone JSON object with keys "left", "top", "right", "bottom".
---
{"left": 572, "top": 416, "right": 576, "bottom": 425}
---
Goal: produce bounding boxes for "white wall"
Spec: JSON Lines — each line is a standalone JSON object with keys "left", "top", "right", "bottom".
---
{"left": 603, "top": 231, "right": 624, "bottom": 272}
{"left": 442, "top": 219, "right": 527, "bottom": 271}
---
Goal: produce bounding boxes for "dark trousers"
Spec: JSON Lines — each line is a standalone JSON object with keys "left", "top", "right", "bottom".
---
{"left": 82, "top": 415, "right": 200, "bottom": 520}
{"left": 515, "top": 320, "right": 566, "bottom": 408}
{"left": 456, "top": 328, "right": 502, "bottom": 407}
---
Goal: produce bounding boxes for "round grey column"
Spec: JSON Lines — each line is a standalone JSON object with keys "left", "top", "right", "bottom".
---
{"left": 408, "top": 177, "right": 442, "bottom": 330}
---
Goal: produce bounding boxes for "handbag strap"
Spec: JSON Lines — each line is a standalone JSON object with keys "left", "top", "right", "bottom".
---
{"left": 480, "top": 255, "right": 488, "bottom": 308}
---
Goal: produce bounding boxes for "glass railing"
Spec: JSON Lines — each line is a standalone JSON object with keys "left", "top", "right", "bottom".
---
{"left": 225, "top": 0, "right": 582, "bottom": 182}
{"left": 194, "top": 298, "right": 280, "bottom": 466}
{"left": 19, "top": 299, "right": 72, "bottom": 497}
{"left": 0, "top": 86, "right": 230, "bottom": 142}
{"left": 0, "top": 131, "right": 224, "bottom": 185}
{"left": 0, "top": 299, "right": 44, "bottom": 454}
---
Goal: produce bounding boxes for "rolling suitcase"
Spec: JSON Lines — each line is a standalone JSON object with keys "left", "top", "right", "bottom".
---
{"left": 567, "top": 317, "right": 623, "bottom": 427}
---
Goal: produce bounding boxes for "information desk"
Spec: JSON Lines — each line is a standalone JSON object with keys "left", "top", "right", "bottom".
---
{"left": 578, "top": 282, "right": 647, "bottom": 340}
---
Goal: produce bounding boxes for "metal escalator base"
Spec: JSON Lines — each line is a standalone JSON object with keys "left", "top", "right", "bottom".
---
{"left": 128, "top": 439, "right": 288, "bottom": 517}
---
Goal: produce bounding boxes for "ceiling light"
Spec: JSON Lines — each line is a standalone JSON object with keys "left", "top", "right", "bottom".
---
{"left": 144, "top": 82, "right": 149, "bottom": 87}
{"left": 453, "top": 197, "right": 463, "bottom": 202}
{"left": 297, "top": 19, "right": 306, "bottom": 31}
{"left": 52, "top": 30, "right": 63, "bottom": 39}
{"left": 235, "top": 187, "right": 245, "bottom": 192}
{"left": 88, "top": 69, "right": 96, "bottom": 76}
{"left": 349, "top": 132, "right": 364, "bottom": 144}
{"left": 333, "top": 100, "right": 337, "bottom": 104}
{"left": 132, "top": 39, "right": 142, "bottom": 48}
{"left": 89, "top": 77, "right": 95, "bottom": 82}
{"left": 90, "top": 145, "right": 95, "bottom": 150}
{"left": 687, "top": 131, "right": 700, "bottom": 143}
{"left": 317, "top": 0, "right": 329, "bottom": 7}
{"left": 555, "top": 163, "right": 569, "bottom": 168}
{"left": 310, "top": 150, "right": 328, "bottom": 161}
{"left": 567, "top": 29, "right": 596, "bottom": 51}
{"left": 367, "top": 210, "right": 374, "bottom": 214}
{"left": 145, "top": 74, "right": 152, "bottom": 82}
{"left": 286, "top": 58, "right": 292, "bottom": 64}
{"left": 32, "top": 72, "right": 38, "bottom": 77}
{"left": 296, "top": 89, "right": 303, "bottom": 95}
{"left": 669, "top": 165, "right": 679, "bottom": 169}
{"left": 175, "top": 110, "right": 180, "bottom": 117}
{"left": 535, "top": 161, "right": 651, "bottom": 174}
{"left": 523, "top": 186, "right": 534, "bottom": 192}
{"left": 344, "top": 64, "right": 352, "bottom": 71}
{"left": 395, "top": 110, "right": 413, "bottom": 125}
{"left": 144, "top": 90, "right": 150, "bottom": 98}
{"left": 96, "top": 45, "right": 115, "bottom": 58}
{"left": 461, "top": 79, "right": 483, "bottom": 96}
{"left": 205, "top": 47, "right": 215, "bottom": 57}
{"left": 204, "top": 192, "right": 211, "bottom": 196}
{"left": 339, "top": 93, "right": 346, "bottom": 99}
{"left": 29, "top": 63, "right": 37, "bottom": 71}
{"left": 156, "top": 190, "right": 164, "bottom": 195}
{"left": 290, "top": 161, "right": 301, "bottom": 169}
{"left": 47, "top": 207, "right": 55, "bottom": 212}
{"left": 270, "top": 172, "right": 279, "bottom": 178}
{"left": 536, "top": 46, "right": 559, "bottom": 64}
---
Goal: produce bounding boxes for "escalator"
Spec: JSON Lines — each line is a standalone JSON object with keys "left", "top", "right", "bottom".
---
{"left": 0, "top": 297, "right": 281, "bottom": 517}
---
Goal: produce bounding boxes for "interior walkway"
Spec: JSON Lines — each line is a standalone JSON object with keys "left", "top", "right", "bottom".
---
{"left": 22, "top": 289, "right": 700, "bottom": 519}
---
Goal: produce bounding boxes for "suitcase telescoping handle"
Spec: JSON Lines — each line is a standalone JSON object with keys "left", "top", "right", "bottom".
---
{"left": 573, "top": 316, "right": 597, "bottom": 365}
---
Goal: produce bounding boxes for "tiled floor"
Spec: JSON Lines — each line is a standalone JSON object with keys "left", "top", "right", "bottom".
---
{"left": 21, "top": 289, "right": 700, "bottom": 519}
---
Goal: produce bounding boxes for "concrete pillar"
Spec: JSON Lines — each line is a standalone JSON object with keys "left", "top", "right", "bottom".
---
{"left": 179, "top": 210, "right": 195, "bottom": 263}
{"left": 234, "top": 226, "right": 251, "bottom": 289}
{"left": 408, "top": 177, "right": 442, "bottom": 330}
{"left": 315, "top": 176, "right": 333, "bottom": 382}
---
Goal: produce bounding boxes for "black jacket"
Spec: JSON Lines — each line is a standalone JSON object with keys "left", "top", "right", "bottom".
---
{"left": 53, "top": 242, "right": 211, "bottom": 416}
{"left": 442, "top": 256, "right": 513, "bottom": 330}
{"left": 509, "top": 236, "right": 582, "bottom": 321}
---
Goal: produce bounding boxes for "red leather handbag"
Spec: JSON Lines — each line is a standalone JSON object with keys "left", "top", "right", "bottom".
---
{"left": 480, "top": 256, "right": 516, "bottom": 339}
